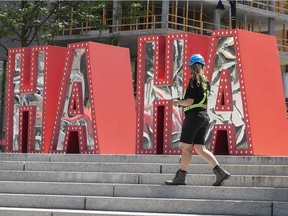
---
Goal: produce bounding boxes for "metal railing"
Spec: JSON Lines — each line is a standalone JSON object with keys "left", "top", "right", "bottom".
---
{"left": 237, "top": 0, "right": 288, "bottom": 15}
{"left": 277, "top": 38, "right": 288, "bottom": 51}
{"left": 59, "top": 13, "right": 287, "bottom": 52}
{"left": 60, "top": 14, "right": 228, "bottom": 36}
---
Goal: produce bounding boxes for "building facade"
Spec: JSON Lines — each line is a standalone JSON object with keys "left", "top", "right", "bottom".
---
{"left": 53, "top": 0, "right": 288, "bottom": 98}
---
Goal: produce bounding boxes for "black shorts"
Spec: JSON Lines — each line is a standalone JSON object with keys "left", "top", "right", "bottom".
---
{"left": 180, "top": 111, "right": 210, "bottom": 145}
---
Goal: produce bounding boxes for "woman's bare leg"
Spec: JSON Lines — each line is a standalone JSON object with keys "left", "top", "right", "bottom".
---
{"left": 194, "top": 144, "right": 230, "bottom": 186}
{"left": 193, "top": 144, "right": 219, "bottom": 168}
{"left": 179, "top": 142, "right": 193, "bottom": 171}
{"left": 165, "top": 142, "right": 191, "bottom": 185}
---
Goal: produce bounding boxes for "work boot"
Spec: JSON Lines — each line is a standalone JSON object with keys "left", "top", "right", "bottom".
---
{"left": 165, "top": 169, "right": 187, "bottom": 185}
{"left": 213, "top": 165, "right": 230, "bottom": 186}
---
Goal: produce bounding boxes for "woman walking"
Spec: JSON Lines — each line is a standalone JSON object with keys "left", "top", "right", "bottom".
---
{"left": 165, "top": 54, "right": 230, "bottom": 186}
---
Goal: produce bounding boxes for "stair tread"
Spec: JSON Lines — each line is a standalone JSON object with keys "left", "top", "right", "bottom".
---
{"left": 0, "top": 154, "right": 287, "bottom": 215}
{"left": 0, "top": 207, "right": 225, "bottom": 216}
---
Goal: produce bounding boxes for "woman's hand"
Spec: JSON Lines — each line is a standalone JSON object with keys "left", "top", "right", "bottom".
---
{"left": 172, "top": 99, "right": 194, "bottom": 107}
{"left": 172, "top": 100, "right": 180, "bottom": 107}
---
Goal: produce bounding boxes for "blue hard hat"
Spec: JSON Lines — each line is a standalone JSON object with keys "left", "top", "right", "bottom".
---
{"left": 188, "top": 54, "right": 205, "bottom": 67}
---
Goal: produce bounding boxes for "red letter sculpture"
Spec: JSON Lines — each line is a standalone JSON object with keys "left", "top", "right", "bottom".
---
{"left": 135, "top": 33, "right": 210, "bottom": 154}
{"left": 205, "top": 29, "right": 288, "bottom": 156}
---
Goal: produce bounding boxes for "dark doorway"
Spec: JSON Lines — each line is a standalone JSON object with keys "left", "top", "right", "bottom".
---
{"left": 156, "top": 106, "right": 164, "bottom": 154}
{"left": 20, "top": 111, "right": 29, "bottom": 153}
{"left": 214, "top": 130, "right": 229, "bottom": 155}
{"left": 66, "top": 131, "right": 80, "bottom": 153}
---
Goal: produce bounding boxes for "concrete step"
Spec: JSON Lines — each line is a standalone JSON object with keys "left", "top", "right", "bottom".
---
{"left": 113, "top": 184, "right": 288, "bottom": 202}
{"left": 0, "top": 153, "right": 49, "bottom": 162}
{"left": 0, "top": 153, "right": 287, "bottom": 215}
{"left": 0, "top": 193, "right": 286, "bottom": 216}
{"left": 0, "top": 161, "right": 24, "bottom": 170}
{"left": 0, "top": 181, "right": 114, "bottom": 197}
{"left": 0, "top": 207, "right": 223, "bottom": 216}
{"left": 1, "top": 153, "right": 288, "bottom": 165}
{"left": 0, "top": 170, "right": 139, "bottom": 184}
{"left": 0, "top": 181, "right": 287, "bottom": 202}
{"left": 191, "top": 155, "right": 288, "bottom": 165}
{"left": 141, "top": 173, "right": 288, "bottom": 188}
{"left": 50, "top": 154, "right": 288, "bottom": 165}
{"left": 162, "top": 164, "right": 288, "bottom": 176}
{"left": 1, "top": 161, "right": 288, "bottom": 176}
{"left": 85, "top": 197, "right": 287, "bottom": 216}
{"left": 0, "top": 153, "right": 180, "bottom": 163}
{"left": 0, "top": 170, "right": 287, "bottom": 188}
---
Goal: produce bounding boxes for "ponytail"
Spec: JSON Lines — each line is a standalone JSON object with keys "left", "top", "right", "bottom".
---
{"left": 191, "top": 64, "right": 207, "bottom": 90}
{"left": 199, "top": 74, "right": 207, "bottom": 90}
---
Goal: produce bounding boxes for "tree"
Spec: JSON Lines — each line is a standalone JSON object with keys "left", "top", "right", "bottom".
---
{"left": 0, "top": 1, "right": 106, "bottom": 55}
{"left": 121, "top": 1, "right": 146, "bottom": 24}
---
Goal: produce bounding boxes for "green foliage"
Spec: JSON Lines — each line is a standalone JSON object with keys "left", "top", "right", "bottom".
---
{"left": 103, "top": 34, "right": 121, "bottom": 46}
{"left": 120, "top": 1, "right": 146, "bottom": 24}
{"left": 0, "top": 1, "right": 107, "bottom": 47}
{"left": 0, "top": 0, "right": 148, "bottom": 58}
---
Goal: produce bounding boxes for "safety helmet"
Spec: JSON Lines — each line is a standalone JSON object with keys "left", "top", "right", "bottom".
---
{"left": 188, "top": 54, "right": 205, "bottom": 67}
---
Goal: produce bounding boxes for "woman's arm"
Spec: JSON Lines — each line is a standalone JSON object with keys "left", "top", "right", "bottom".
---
{"left": 173, "top": 98, "right": 194, "bottom": 107}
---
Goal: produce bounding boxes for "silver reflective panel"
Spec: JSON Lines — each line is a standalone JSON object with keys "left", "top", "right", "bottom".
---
{"left": 206, "top": 37, "right": 248, "bottom": 149}
{"left": 143, "top": 40, "right": 184, "bottom": 150}
{"left": 13, "top": 52, "right": 44, "bottom": 150}
{"left": 57, "top": 48, "right": 95, "bottom": 150}
{"left": 34, "top": 52, "right": 44, "bottom": 150}
{"left": 13, "top": 53, "right": 21, "bottom": 150}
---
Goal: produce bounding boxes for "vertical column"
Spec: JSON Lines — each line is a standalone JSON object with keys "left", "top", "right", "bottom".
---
{"left": 268, "top": 0, "right": 276, "bottom": 35}
{"left": 214, "top": 0, "right": 225, "bottom": 31}
{"left": 229, "top": 1, "right": 236, "bottom": 29}
{"left": 112, "top": 0, "right": 122, "bottom": 32}
{"left": 200, "top": 2, "right": 203, "bottom": 34}
{"left": 268, "top": 18, "right": 275, "bottom": 35}
{"left": 161, "top": 0, "right": 169, "bottom": 28}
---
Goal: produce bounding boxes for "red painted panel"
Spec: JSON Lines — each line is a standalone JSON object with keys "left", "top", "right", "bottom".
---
{"left": 39, "top": 46, "right": 67, "bottom": 153}
{"left": 209, "top": 124, "right": 236, "bottom": 155}
{"left": 5, "top": 49, "right": 20, "bottom": 152}
{"left": 79, "top": 42, "right": 136, "bottom": 154}
{"left": 237, "top": 29, "right": 288, "bottom": 155}
{"left": 68, "top": 82, "right": 84, "bottom": 116}
{"left": 62, "top": 126, "right": 87, "bottom": 153}
{"left": 206, "top": 29, "right": 288, "bottom": 156}
{"left": 48, "top": 42, "right": 136, "bottom": 154}
{"left": 215, "top": 69, "right": 233, "bottom": 112}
